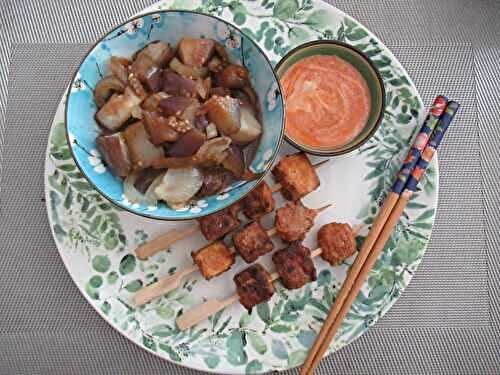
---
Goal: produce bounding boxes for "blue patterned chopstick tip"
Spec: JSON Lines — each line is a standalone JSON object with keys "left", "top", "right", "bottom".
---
{"left": 405, "top": 101, "right": 460, "bottom": 193}
{"left": 391, "top": 95, "right": 448, "bottom": 195}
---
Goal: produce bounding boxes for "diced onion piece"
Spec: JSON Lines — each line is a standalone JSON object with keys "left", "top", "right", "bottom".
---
{"left": 206, "top": 123, "right": 218, "bottom": 139}
{"left": 144, "top": 172, "right": 165, "bottom": 206}
{"left": 196, "top": 136, "right": 232, "bottom": 166}
{"left": 170, "top": 57, "right": 208, "bottom": 79}
{"left": 124, "top": 173, "right": 149, "bottom": 205}
{"left": 230, "top": 107, "right": 262, "bottom": 144}
{"left": 155, "top": 167, "right": 203, "bottom": 208}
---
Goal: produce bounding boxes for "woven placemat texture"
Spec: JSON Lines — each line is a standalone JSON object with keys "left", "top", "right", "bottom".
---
{"left": 0, "top": 1, "right": 499, "bottom": 374}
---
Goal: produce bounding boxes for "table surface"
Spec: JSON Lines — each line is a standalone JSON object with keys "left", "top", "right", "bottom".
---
{"left": 1, "top": 1, "right": 499, "bottom": 374}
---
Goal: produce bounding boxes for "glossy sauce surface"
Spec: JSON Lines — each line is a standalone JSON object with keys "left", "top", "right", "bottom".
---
{"left": 281, "top": 55, "right": 371, "bottom": 148}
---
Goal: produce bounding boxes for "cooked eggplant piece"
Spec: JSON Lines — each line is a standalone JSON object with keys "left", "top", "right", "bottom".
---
{"left": 222, "top": 144, "right": 245, "bottom": 178}
{"left": 159, "top": 96, "right": 193, "bottom": 116}
{"left": 197, "top": 169, "right": 230, "bottom": 197}
{"left": 162, "top": 71, "right": 197, "bottom": 97}
{"left": 218, "top": 65, "right": 249, "bottom": 89}
{"left": 180, "top": 99, "right": 201, "bottom": 126}
{"left": 96, "top": 133, "right": 131, "bottom": 177}
{"left": 170, "top": 57, "right": 208, "bottom": 79}
{"left": 131, "top": 41, "right": 172, "bottom": 82}
{"left": 214, "top": 41, "right": 229, "bottom": 62}
{"left": 123, "top": 121, "right": 164, "bottom": 170}
{"left": 168, "top": 128, "right": 206, "bottom": 157}
{"left": 204, "top": 95, "right": 241, "bottom": 135}
{"left": 207, "top": 56, "right": 223, "bottom": 72}
{"left": 142, "top": 111, "right": 180, "bottom": 145}
{"left": 178, "top": 37, "right": 215, "bottom": 67}
{"left": 230, "top": 107, "right": 262, "bottom": 144}
{"left": 133, "top": 168, "right": 163, "bottom": 194}
{"left": 96, "top": 87, "right": 143, "bottom": 131}
{"left": 209, "top": 86, "right": 231, "bottom": 97}
{"left": 127, "top": 73, "right": 148, "bottom": 100}
{"left": 109, "top": 56, "right": 130, "bottom": 85}
{"left": 154, "top": 167, "right": 203, "bottom": 208}
{"left": 94, "top": 76, "right": 126, "bottom": 108}
{"left": 196, "top": 77, "right": 211, "bottom": 100}
{"left": 194, "top": 113, "right": 209, "bottom": 132}
{"left": 141, "top": 92, "right": 170, "bottom": 111}
{"left": 143, "top": 66, "right": 163, "bottom": 92}
{"left": 152, "top": 155, "right": 197, "bottom": 169}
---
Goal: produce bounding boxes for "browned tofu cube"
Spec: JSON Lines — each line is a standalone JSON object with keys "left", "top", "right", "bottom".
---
{"left": 233, "top": 221, "right": 274, "bottom": 263}
{"left": 242, "top": 181, "right": 275, "bottom": 220}
{"left": 272, "top": 242, "right": 316, "bottom": 290}
{"left": 272, "top": 153, "right": 320, "bottom": 201}
{"left": 275, "top": 202, "right": 317, "bottom": 242}
{"left": 191, "top": 241, "right": 235, "bottom": 280}
{"left": 234, "top": 264, "right": 274, "bottom": 311}
{"left": 318, "top": 223, "right": 356, "bottom": 266}
{"left": 198, "top": 204, "right": 242, "bottom": 241}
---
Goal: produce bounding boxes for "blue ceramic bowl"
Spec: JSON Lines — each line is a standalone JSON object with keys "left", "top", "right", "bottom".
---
{"left": 66, "top": 10, "right": 285, "bottom": 221}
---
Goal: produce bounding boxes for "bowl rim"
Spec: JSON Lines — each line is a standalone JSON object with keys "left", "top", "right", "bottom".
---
{"left": 275, "top": 39, "right": 385, "bottom": 157}
{"left": 64, "top": 9, "right": 285, "bottom": 221}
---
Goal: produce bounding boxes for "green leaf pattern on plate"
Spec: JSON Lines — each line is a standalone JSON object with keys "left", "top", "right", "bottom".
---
{"left": 45, "top": 1, "right": 437, "bottom": 373}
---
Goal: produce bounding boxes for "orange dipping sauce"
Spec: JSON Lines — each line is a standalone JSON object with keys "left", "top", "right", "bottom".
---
{"left": 281, "top": 55, "right": 371, "bottom": 148}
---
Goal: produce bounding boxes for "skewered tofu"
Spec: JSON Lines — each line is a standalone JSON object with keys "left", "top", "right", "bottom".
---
{"left": 242, "top": 181, "right": 275, "bottom": 220}
{"left": 198, "top": 203, "right": 242, "bottom": 241}
{"left": 234, "top": 264, "right": 274, "bottom": 311}
{"left": 272, "top": 242, "right": 317, "bottom": 289}
{"left": 318, "top": 223, "right": 356, "bottom": 266}
{"left": 191, "top": 241, "right": 235, "bottom": 280}
{"left": 275, "top": 201, "right": 317, "bottom": 242}
{"left": 272, "top": 152, "right": 320, "bottom": 201}
{"left": 233, "top": 221, "right": 274, "bottom": 263}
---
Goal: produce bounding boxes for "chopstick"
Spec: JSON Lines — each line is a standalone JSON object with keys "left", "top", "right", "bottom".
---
{"left": 135, "top": 159, "right": 329, "bottom": 259}
{"left": 300, "top": 99, "right": 459, "bottom": 375}
{"left": 134, "top": 203, "right": 333, "bottom": 306}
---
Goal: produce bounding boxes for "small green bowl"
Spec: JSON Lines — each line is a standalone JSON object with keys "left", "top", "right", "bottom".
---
{"left": 275, "top": 40, "right": 385, "bottom": 156}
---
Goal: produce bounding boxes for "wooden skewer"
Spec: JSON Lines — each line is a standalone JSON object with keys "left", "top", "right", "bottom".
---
{"left": 135, "top": 160, "right": 330, "bottom": 260}
{"left": 133, "top": 204, "right": 333, "bottom": 306}
{"left": 176, "top": 247, "right": 325, "bottom": 331}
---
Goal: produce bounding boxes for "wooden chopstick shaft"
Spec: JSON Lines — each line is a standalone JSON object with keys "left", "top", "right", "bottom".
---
{"left": 302, "top": 195, "right": 409, "bottom": 374}
{"left": 300, "top": 192, "right": 399, "bottom": 374}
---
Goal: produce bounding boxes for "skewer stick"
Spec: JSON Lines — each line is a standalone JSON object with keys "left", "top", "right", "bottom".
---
{"left": 176, "top": 225, "right": 359, "bottom": 330}
{"left": 135, "top": 160, "right": 329, "bottom": 260}
{"left": 133, "top": 204, "right": 333, "bottom": 306}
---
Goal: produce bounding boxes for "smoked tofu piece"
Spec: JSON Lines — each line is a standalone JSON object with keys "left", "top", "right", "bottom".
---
{"left": 272, "top": 153, "right": 320, "bottom": 201}
{"left": 178, "top": 37, "right": 215, "bottom": 67}
{"left": 234, "top": 264, "right": 274, "bottom": 311}
{"left": 275, "top": 201, "right": 317, "bottom": 242}
{"left": 197, "top": 203, "right": 242, "bottom": 241}
{"left": 191, "top": 241, "right": 235, "bottom": 280}
{"left": 233, "top": 221, "right": 274, "bottom": 263}
{"left": 96, "top": 133, "right": 131, "bottom": 177}
{"left": 272, "top": 242, "right": 316, "bottom": 290}
{"left": 242, "top": 181, "right": 275, "bottom": 220}
{"left": 318, "top": 223, "right": 356, "bottom": 266}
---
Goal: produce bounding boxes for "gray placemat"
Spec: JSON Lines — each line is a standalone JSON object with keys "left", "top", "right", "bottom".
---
{"left": 1, "top": 1, "right": 499, "bottom": 374}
